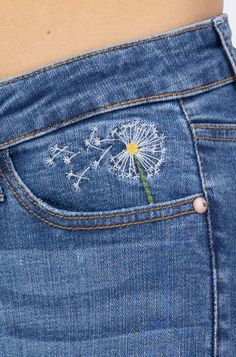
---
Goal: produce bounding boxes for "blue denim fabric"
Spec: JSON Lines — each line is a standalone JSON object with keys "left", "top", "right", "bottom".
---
{"left": 0, "top": 13, "right": 235, "bottom": 357}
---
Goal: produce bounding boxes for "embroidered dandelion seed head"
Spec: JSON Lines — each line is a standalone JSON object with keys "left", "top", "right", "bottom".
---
{"left": 110, "top": 121, "right": 166, "bottom": 181}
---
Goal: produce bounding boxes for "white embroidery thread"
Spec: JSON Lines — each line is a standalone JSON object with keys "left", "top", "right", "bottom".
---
{"left": 44, "top": 120, "right": 166, "bottom": 202}
{"left": 45, "top": 144, "right": 81, "bottom": 166}
{"left": 109, "top": 121, "right": 166, "bottom": 179}
{"left": 65, "top": 167, "right": 91, "bottom": 191}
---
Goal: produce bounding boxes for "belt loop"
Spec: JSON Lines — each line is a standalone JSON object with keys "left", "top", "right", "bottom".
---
{"left": 212, "top": 15, "right": 236, "bottom": 76}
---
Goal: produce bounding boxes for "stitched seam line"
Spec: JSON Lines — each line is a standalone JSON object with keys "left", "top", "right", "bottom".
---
{"left": 2, "top": 158, "right": 194, "bottom": 220}
{"left": 179, "top": 98, "right": 218, "bottom": 357}
{"left": 0, "top": 76, "right": 235, "bottom": 150}
{"left": 0, "top": 24, "right": 212, "bottom": 88}
{"left": 0, "top": 170, "right": 196, "bottom": 230}
{"left": 198, "top": 150, "right": 219, "bottom": 357}
{"left": 194, "top": 136, "right": 236, "bottom": 142}
{"left": 214, "top": 19, "right": 236, "bottom": 77}
{"left": 191, "top": 125, "right": 236, "bottom": 130}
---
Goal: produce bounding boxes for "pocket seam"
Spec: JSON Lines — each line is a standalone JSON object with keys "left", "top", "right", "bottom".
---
{"left": 0, "top": 169, "right": 197, "bottom": 230}
{"left": 191, "top": 123, "right": 236, "bottom": 142}
{"left": 180, "top": 99, "right": 219, "bottom": 355}
{"left": 194, "top": 137, "right": 236, "bottom": 142}
{"left": 2, "top": 155, "right": 196, "bottom": 221}
{"left": 0, "top": 76, "right": 235, "bottom": 151}
{"left": 191, "top": 124, "right": 236, "bottom": 130}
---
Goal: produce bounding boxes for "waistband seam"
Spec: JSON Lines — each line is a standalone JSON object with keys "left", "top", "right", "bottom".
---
{"left": 213, "top": 19, "right": 236, "bottom": 76}
{"left": 0, "top": 22, "right": 214, "bottom": 88}
{"left": 0, "top": 75, "right": 235, "bottom": 150}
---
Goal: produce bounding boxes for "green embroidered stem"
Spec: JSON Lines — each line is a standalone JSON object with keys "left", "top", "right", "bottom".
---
{"left": 134, "top": 156, "right": 154, "bottom": 204}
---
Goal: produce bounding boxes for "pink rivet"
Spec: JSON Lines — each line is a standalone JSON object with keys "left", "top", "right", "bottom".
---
{"left": 192, "top": 197, "right": 208, "bottom": 214}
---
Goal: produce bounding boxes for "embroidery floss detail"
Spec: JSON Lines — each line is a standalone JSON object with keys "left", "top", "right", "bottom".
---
{"left": 44, "top": 120, "right": 166, "bottom": 203}
{"left": 66, "top": 167, "right": 91, "bottom": 191}
{"left": 109, "top": 122, "right": 166, "bottom": 179}
{"left": 109, "top": 121, "right": 166, "bottom": 203}
{"left": 134, "top": 156, "right": 154, "bottom": 204}
{"left": 44, "top": 144, "right": 90, "bottom": 190}
{"left": 45, "top": 145, "right": 81, "bottom": 166}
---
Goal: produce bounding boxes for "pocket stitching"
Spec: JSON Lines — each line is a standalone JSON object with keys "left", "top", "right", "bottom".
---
{"left": 194, "top": 137, "right": 236, "bottom": 142}
{"left": 0, "top": 169, "right": 196, "bottom": 230}
{"left": 2, "top": 157, "right": 196, "bottom": 221}
{"left": 0, "top": 76, "right": 235, "bottom": 150}
{"left": 191, "top": 124, "right": 236, "bottom": 130}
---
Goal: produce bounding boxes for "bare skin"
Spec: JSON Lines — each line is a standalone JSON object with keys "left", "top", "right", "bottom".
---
{"left": 0, "top": 0, "right": 223, "bottom": 79}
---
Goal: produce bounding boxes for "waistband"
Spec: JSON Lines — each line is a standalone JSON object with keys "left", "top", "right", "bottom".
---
{"left": 0, "top": 14, "right": 235, "bottom": 150}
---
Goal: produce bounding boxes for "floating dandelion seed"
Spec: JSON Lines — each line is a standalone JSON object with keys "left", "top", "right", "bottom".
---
{"left": 66, "top": 167, "right": 91, "bottom": 191}
{"left": 84, "top": 126, "right": 103, "bottom": 151}
{"left": 50, "top": 144, "right": 60, "bottom": 153}
{"left": 92, "top": 146, "right": 112, "bottom": 169}
{"left": 66, "top": 170, "right": 74, "bottom": 179}
{"left": 45, "top": 157, "right": 55, "bottom": 166}
{"left": 45, "top": 145, "right": 69, "bottom": 166}
{"left": 72, "top": 182, "right": 81, "bottom": 191}
{"left": 84, "top": 138, "right": 91, "bottom": 148}
{"left": 94, "top": 137, "right": 101, "bottom": 146}
{"left": 63, "top": 156, "right": 72, "bottom": 165}
{"left": 63, "top": 150, "right": 81, "bottom": 165}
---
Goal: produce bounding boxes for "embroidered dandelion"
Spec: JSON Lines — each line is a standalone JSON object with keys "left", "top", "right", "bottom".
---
{"left": 44, "top": 120, "right": 166, "bottom": 201}
{"left": 110, "top": 121, "right": 166, "bottom": 204}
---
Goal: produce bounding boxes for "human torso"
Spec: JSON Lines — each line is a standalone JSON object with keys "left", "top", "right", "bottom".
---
{"left": 0, "top": 0, "right": 223, "bottom": 79}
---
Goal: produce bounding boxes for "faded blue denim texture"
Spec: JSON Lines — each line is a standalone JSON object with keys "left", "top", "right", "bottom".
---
{"left": 0, "top": 13, "right": 235, "bottom": 357}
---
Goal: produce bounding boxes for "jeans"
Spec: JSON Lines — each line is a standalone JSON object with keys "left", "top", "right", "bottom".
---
{"left": 0, "top": 13, "right": 235, "bottom": 357}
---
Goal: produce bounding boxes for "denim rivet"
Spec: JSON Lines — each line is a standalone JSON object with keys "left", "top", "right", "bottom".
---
{"left": 192, "top": 197, "right": 208, "bottom": 214}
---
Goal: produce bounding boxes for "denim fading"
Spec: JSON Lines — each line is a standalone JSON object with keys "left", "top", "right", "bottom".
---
{"left": 0, "top": 13, "right": 235, "bottom": 357}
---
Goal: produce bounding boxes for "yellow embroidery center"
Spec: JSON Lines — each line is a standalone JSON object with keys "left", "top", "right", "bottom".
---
{"left": 126, "top": 142, "right": 139, "bottom": 155}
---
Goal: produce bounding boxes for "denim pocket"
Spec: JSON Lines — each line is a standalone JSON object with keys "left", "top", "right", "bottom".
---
{"left": 0, "top": 100, "right": 205, "bottom": 229}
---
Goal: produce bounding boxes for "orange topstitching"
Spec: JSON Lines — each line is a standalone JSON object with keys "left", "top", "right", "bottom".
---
{"left": 2, "top": 158, "right": 196, "bottom": 220}
{"left": 0, "top": 75, "right": 235, "bottom": 150}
